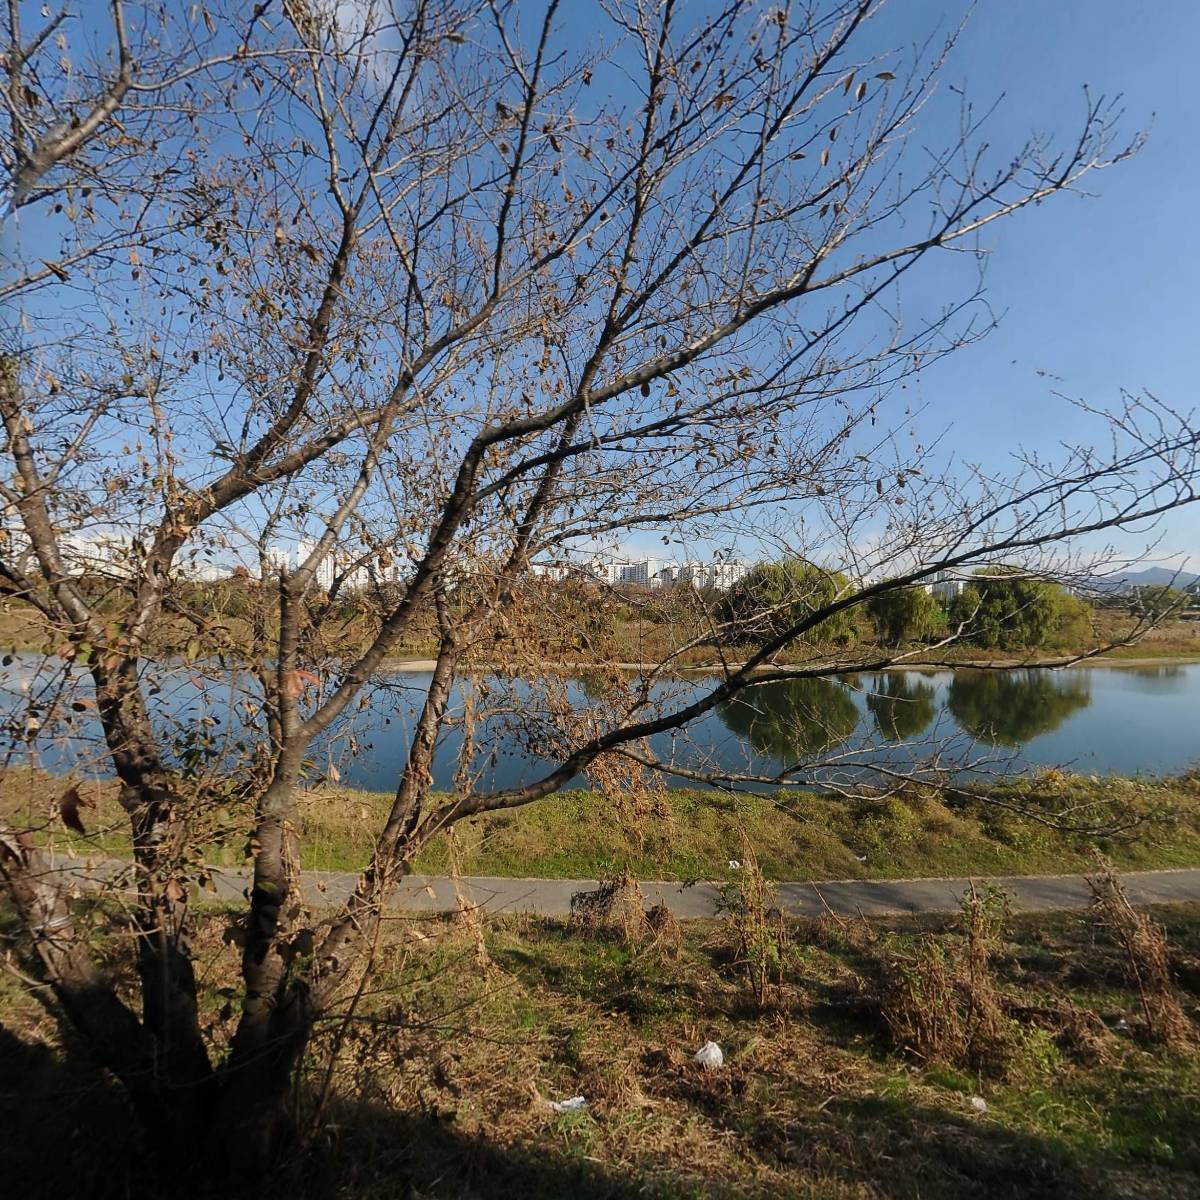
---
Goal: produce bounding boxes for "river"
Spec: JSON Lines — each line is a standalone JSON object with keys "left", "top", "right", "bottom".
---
{"left": 2, "top": 658, "right": 1196, "bottom": 793}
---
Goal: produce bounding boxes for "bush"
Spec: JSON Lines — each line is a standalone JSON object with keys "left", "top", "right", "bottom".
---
{"left": 717, "top": 840, "right": 789, "bottom": 1009}
{"left": 569, "top": 870, "right": 650, "bottom": 945}
{"left": 866, "top": 585, "right": 943, "bottom": 646}
{"left": 948, "top": 567, "right": 1091, "bottom": 650}
{"left": 1088, "top": 859, "right": 1193, "bottom": 1046}
{"left": 718, "top": 560, "right": 858, "bottom": 648}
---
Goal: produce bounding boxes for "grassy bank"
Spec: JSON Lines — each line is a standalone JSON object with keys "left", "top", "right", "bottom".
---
{"left": 3, "top": 894, "right": 1198, "bottom": 1198}
{"left": 7, "top": 769, "right": 1200, "bottom": 882}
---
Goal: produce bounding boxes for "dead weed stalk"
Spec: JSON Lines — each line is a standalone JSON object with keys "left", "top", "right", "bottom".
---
{"left": 569, "top": 869, "right": 650, "bottom": 945}
{"left": 717, "top": 837, "right": 789, "bottom": 1010}
{"left": 1088, "top": 856, "right": 1193, "bottom": 1046}
{"left": 880, "top": 884, "right": 1019, "bottom": 1075}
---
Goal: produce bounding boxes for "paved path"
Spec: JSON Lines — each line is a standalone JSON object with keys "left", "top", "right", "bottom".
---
{"left": 56, "top": 860, "right": 1200, "bottom": 920}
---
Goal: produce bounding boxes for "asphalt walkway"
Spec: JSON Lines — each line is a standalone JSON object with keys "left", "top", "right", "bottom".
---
{"left": 58, "top": 860, "right": 1200, "bottom": 920}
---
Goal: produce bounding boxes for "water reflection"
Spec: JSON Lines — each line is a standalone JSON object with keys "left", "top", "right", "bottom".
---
{"left": 945, "top": 669, "right": 1091, "bottom": 747}
{"left": 1115, "top": 665, "right": 1190, "bottom": 693}
{"left": 6, "top": 650, "right": 1195, "bottom": 789}
{"left": 718, "top": 677, "right": 859, "bottom": 762}
{"left": 712, "top": 667, "right": 1097, "bottom": 771}
{"left": 864, "top": 673, "right": 937, "bottom": 742}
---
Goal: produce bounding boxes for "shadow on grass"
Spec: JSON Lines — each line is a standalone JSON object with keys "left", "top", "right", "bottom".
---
{"left": 280, "top": 1088, "right": 1194, "bottom": 1200}
{"left": 2, "top": 1026, "right": 1196, "bottom": 1200}
{"left": 0, "top": 1021, "right": 136, "bottom": 1199}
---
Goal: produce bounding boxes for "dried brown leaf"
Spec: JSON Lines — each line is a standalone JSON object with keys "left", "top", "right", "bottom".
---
{"left": 59, "top": 785, "right": 92, "bottom": 835}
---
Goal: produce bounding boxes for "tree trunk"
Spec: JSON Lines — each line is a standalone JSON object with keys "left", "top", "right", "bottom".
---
{"left": 206, "top": 995, "right": 316, "bottom": 1184}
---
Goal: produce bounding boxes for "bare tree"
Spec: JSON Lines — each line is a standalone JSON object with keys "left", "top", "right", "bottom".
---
{"left": 1, "top": 0, "right": 1196, "bottom": 1183}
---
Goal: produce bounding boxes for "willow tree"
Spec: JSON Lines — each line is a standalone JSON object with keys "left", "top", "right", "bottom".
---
{"left": 1, "top": 0, "right": 1197, "bottom": 1185}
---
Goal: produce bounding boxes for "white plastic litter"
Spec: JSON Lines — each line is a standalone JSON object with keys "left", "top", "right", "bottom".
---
{"left": 548, "top": 1095, "right": 588, "bottom": 1114}
{"left": 1115, "top": 1018, "right": 1131, "bottom": 1036}
{"left": 728, "top": 859, "right": 742, "bottom": 870}
{"left": 694, "top": 1041, "right": 725, "bottom": 1070}
{"left": 969, "top": 1096, "right": 988, "bottom": 1114}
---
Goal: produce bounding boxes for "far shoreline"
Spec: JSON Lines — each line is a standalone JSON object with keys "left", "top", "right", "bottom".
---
{"left": 379, "top": 653, "right": 1200, "bottom": 673}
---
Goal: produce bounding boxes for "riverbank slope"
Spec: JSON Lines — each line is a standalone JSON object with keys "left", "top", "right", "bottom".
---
{"left": 9, "top": 770, "right": 1200, "bottom": 883}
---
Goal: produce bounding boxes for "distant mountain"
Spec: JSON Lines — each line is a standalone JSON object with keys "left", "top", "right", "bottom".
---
{"left": 1104, "top": 567, "right": 1200, "bottom": 590}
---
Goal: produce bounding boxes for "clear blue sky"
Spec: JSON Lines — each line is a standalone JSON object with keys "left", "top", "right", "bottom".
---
{"left": 864, "top": 0, "right": 1199, "bottom": 564}
{"left": 9, "top": 1, "right": 1198, "bottom": 571}
{"left": 606, "top": 0, "right": 1199, "bottom": 568}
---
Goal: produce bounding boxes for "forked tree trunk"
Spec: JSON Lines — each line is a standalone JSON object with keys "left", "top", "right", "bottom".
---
{"left": 205, "top": 1040, "right": 310, "bottom": 1183}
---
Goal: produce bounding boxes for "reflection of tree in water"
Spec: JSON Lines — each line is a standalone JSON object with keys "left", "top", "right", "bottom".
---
{"left": 719, "top": 677, "right": 859, "bottom": 764}
{"left": 946, "top": 669, "right": 1091, "bottom": 747}
{"left": 865, "top": 673, "right": 937, "bottom": 742}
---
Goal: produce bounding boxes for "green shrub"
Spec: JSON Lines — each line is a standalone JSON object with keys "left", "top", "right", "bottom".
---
{"left": 948, "top": 567, "right": 1091, "bottom": 650}
{"left": 719, "top": 560, "right": 858, "bottom": 648}
{"left": 867, "top": 585, "right": 943, "bottom": 646}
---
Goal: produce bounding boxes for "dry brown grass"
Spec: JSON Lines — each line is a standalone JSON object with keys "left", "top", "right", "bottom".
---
{"left": 568, "top": 869, "right": 650, "bottom": 944}
{"left": 1088, "top": 858, "right": 1194, "bottom": 1047}
{"left": 5, "top": 898, "right": 1200, "bottom": 1199}
{"left": 880, "top": 885, "right": 1020, "bottom": 1075}
{"left": 644, "top": 901, "right": 683, "bottom": 957}
{"left": 1053, "top": 1004, "right": 1116, "bottom": 1065}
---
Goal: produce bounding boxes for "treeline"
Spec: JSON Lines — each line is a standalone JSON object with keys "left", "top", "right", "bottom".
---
{"left": 717, "top": 561, "right": 1093, "bottom": 652}
{"left": 41, "top": 562, "right": 1184, "bottom": 662}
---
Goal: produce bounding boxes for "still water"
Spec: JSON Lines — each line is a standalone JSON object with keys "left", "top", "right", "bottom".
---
{"left": 3, "top": 658, "right": 1196, "bottom": 793}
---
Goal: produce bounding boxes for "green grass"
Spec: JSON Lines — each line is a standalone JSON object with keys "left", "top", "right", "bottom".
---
{"left": 301, "top": 770, "right": 1200, "bottom": 881}
{"left": 402, "top": 774, "right": 1200, "bottom": 881}
{"left": 8, "top": 768, "right": 1200, "bottom": 882}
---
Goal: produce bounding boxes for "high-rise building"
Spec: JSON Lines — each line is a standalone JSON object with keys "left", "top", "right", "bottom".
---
{"left": 533, "top": 552, "right": 750, "bottom": 591}
{"left": 928, "top": 569, "right": 968, "bottom": 601}
{"left": 619, "top": 559, "right": 663, "bottom": 586}
{"left": 297, "top": 539, "right": 335, "bottom": 590}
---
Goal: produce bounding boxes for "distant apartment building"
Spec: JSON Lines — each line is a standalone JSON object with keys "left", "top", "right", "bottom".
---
{"left": 529, "top": 560, "right": 572, "bottom": 582}
{"left": 530, "top": 552, "right": 750, "bottom": 591}
{"left": 579, "top": 555, "right": 627, "bottom": 586}
{"left": 178, "top": 559, "right": 229, "bottom": 582}
{"left": 618, "top": 558, "right": 666, "bottom": 586}
{"left": 296, "top": 539, "right": 336, "bottom": 591}
{"left": 926, "top": 569, "right": 969, "bottom": 602}
{"left": 703, "top": 560, "right": 751, "bottom": 591}
{"left": 669, "top": 559, "right": 749, "bottom": 591}
{"left": 58, "top": 531, "right": 136, "bottom": 578}
{"left": 339, "top": 556, "right": 369, "bottom": 591}
{"left": 271, "top": 541, "right": 396, "bottom": 592}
